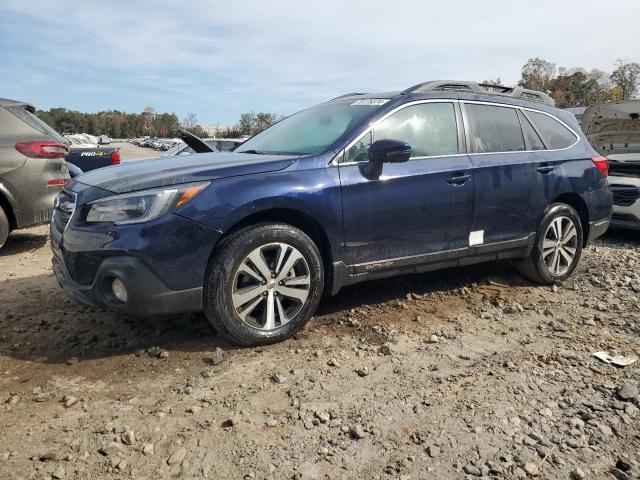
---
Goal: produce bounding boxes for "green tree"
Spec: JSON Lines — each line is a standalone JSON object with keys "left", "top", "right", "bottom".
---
{"left": 518, "top": 57, "right": 557, "bottom": 92}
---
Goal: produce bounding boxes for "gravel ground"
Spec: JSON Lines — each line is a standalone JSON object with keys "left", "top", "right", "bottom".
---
{"left": 0, "top": 205, "right": 639, "bottom": 478}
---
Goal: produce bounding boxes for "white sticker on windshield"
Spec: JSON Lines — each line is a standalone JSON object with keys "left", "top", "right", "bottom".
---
{"left": 351, "top": 99, "right": 390, "bottom": 106}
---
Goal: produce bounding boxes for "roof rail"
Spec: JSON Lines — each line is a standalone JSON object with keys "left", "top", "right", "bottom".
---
{"left": 327, "top": 92, "right": 367, "bottom": 102}
{"left": 402, "top": 80, "right": 555, "bottom": 107}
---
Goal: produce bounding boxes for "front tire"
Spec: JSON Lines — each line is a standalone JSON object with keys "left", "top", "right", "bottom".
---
{"left": 516, "top": 203, "right": 583, "bottom": 284}
{"left": 204, "top": 223, "right": 324, "bottom": 346}
{"left": 0, "top": 206, "right": 9, "bottom": 250}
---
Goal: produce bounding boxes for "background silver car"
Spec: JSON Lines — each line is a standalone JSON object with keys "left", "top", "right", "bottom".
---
{"left": 0, "top": 98, "right": 70, "bottom": 249}
{"left": 582, "top": 100, "right": 640, "bottom": 230}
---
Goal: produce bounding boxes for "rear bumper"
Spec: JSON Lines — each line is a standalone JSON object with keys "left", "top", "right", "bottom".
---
{"left": 52, "top": 254, "right": 203, "bottom": 315}
{"left": 587, "top": 217, "right": 610, "bottom": 242}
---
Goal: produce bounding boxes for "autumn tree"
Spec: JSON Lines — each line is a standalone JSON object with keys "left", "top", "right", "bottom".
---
{"left": 518, "top": 58, "right": 556, "bottom": 92}
{"left": 610, "top": 60, "right": 640, "bottom": 100}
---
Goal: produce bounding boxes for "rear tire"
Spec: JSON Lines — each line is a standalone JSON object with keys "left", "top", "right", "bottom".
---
{"left": 204, "top": 222, "right": 324, "bottom": 346}
{"left": 0, "top": 206, "right": 9, "bottom": 250}
{"left": 516, "top": 203, "right": 583, "bottom": 284}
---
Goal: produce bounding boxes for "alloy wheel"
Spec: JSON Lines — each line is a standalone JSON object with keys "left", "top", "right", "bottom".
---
{"left": 542, "top": 216, "right": 578, "bottom": 276}
{"left": 231, "top": 242, "right": 311, "bottom": 330}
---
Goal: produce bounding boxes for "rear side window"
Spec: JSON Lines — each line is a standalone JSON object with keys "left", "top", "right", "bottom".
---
{"left": 374, "top": 102, "right": 458, "bottom": 157}
{"left": 517, "top": 110, "right": 545, "bottom": 150}
{"left": 527, "top": 111, "right": 577, "bottom": 150}
{"left": 465, "top": 104, "right": 525, "bottom": 153}
{"left": 5, "top": 105, "right": 64, "bottom": 141}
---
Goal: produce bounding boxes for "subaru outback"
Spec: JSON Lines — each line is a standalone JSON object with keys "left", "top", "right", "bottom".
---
{"left": 51, "top": 81, "right": 612, "bottom": 346}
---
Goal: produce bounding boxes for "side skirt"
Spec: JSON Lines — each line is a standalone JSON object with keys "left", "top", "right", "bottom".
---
{"left": 330, "top": 234, "right": 535, "bottom": 295}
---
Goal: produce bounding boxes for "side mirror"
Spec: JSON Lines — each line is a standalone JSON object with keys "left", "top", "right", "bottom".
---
{"left": 369, "top": 139, "right": 411, "bottom": 163}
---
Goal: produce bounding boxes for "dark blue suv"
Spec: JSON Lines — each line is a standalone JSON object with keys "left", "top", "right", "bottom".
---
{"left": 51, "top": 81, "right": 612, "bottom": 346}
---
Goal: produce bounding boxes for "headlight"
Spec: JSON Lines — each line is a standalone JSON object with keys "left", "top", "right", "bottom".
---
{"left": 86, "top": 182, "right": 209, "bottom": 224}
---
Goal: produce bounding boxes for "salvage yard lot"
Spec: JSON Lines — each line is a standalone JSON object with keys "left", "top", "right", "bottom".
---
{"left": 0, "top": 224, "right": 638, "bottom": 479}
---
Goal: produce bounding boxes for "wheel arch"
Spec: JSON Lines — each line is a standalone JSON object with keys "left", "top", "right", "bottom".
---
{"left": 211, "top": 207, "right": 335, "bottom": 294}
{"left": 551, "top": 193, "right": 589, "bottom": 246}
{"left": 0, "top": 188, "right": 17, "bottom": 230}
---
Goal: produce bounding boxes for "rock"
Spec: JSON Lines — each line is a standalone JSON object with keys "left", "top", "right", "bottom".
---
{"left": 167, "top": 447, "right": 187, "bottom": 465}
{"left": 122, "top": 430, "right": 135, "bottom": 445}
{"left": 62, "top": 395, "right": 78, "bottom": 408}
{"left": 426, "top": 445, "right": 440, "bottom": 458}
{"left": 327, "top": 358, "right": 339, "bottom": 367}
{"left": 570, "top": 467, "right": 586, "bottom": 479}
{"left": 356, "top": 367, "right": 369, "bottom": 377}
{"left": 270, "top": 373, "right": 286, "bottom": 384}
{"left": 98, "top": 442, "right": 121, "bottom": 456}
{"left": 315, "top": 411, "right": 330, "bottom": 423}
{"left": 617, "top": 384, "right": 638, "bottom": 402}
{"left": 142, "top": 443, "right": 154, "bottom": 456}
{"left": 200, "top": 451, "right": 216, "bottom": 476}
{"left": 350, "top": 424, "right": 366, "bottom": 439}
{"left": 524, "top": 462, "right": 539, "bottom": 476}
{"left": 266, "top": 418, "right": 278, "bottom": 427}
{"left": 52, "top": 465, "right": 66, "bottom": 479}
{"left": 539, "top": 407, "right": 553, "bottom": 417}
{"left": 463, "top": 464, "right": 481, "bottom": 476}
{"left": 222, "top": 415, "right": 241, "bottom": 428}
{"left": 428, "top": 335, "right": 439, "bottom": 343}
{"left": 378, "top": 344, "right": 392, "bottom": 356}
{"left": 39, "top": 451, "right": 58, "bottom": 462}
{"left": 187, "top": 405, "right": 201, "bottom": 414}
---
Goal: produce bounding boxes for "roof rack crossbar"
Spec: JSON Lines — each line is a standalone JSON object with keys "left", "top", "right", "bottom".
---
{"left": 402, "top": 80, "right": 555, "bottom": 107}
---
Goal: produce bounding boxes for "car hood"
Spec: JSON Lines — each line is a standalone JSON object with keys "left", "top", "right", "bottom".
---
{"left": 582, "top": 100, "right": 640, "bottom": 155}
{"left": 75, "top": 151, "right": 299, "bottom": 194}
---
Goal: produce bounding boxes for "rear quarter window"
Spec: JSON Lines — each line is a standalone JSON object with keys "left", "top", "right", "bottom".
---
{"left": 5, "top": 105, "right": 65, "bottom": 142}
{"left": 465, "top": 104, "right": 525, "bottom": 153}
{"left": 526, "top": 111, "right": 577, "bottom": 150}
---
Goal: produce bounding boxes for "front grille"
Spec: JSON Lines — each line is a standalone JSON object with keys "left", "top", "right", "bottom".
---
{"left": 52, "top": 189, "right": 76, "bottom": 233}
{"left": 610, "top": 184, "right": 640, "bottom": 207}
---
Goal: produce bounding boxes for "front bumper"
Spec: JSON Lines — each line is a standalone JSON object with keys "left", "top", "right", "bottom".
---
{"left": 52, "top": 254, "right": 203, "bottom": 315}
{"left": 610, "top": 201, "right": 640, "bottom": 230}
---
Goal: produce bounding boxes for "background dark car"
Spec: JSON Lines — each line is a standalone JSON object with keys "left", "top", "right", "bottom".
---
{"left": 0, "top": 98, "right": 70, "bottom": 249}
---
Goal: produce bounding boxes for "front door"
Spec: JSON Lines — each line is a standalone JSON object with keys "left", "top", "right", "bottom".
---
{"left": 338, "top": 101, "right": 475, "bottom": 267}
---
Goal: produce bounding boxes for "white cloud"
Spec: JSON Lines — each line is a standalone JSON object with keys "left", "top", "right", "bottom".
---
{"left": 2, "top": 0, "right": 639, "bottom": 122}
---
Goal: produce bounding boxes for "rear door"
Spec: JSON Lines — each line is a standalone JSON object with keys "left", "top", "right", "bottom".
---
{"left": 462, "top": 102, "right": 545, "bottom": 244}
{"left": 338, "top": 100, "right": 475, "bottom": 267}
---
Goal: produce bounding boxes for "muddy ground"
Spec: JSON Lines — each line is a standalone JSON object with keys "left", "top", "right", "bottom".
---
{"left": 0, "top": 148, "right": 639, "bottom": 479}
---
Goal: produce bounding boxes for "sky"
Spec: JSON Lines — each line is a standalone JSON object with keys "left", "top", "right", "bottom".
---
{"left": 1, "top": 0, "right": 639, "bottom": 125}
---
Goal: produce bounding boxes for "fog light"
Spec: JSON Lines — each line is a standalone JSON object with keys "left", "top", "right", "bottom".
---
{"left": 111, "top": 278, "right": 128, "bottom": 303}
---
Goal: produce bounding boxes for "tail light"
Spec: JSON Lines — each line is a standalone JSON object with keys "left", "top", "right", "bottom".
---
{"left": 591, "top": 156, "right": 608, "bottom": 177}
{"left": 111, "top": 150, "right": 121, "bottom": 165}
{"left": 15, "top": 141, "right": 69, "bottom": 159}
{"left": 47, "top": 179, "right": 67, "bottom": 187}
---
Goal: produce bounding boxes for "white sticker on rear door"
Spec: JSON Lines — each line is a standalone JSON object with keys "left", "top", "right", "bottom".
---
{"left": 469, "top": 230, "right": 484, "bottom": 246}
{"left": 351, "top": 99, "right": 389, "bottom": 106}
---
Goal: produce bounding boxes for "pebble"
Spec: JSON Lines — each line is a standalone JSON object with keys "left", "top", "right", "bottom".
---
{"left": 122, "top": 430, "right": 135, "bottom": 445}
{"left": 62, "top": 395, "right": 78, "bottom": 408}
{"left": 378, "top": 344, "right": 392, "bottom": 356}
{"left": 350, "top": 424, "right": 366, "bottom": 439}
{"left": 167, "top": 447, "right": 187, "bottom": 465}
{"left": 142, "top": 443, "right": 154, "bottom": 456}
{"left": 356, "top": 367, "right": 369, "bottom": 377}
{"left": 426, "top": 445, "right": 440, "bottom": 458}
{"left": 571, "top": 467, "right": 587, "bottom": 479}
{"left": 524, "top": 462, "right": 538, "bottom": 476}
{"left": 463, "top": 464, "right": 481, "bottom": 476}
{"left": 52, "top": 465, "right": 65, "bottom": 479}
{"left": 617, "top": 384, "right": 638, "bottom": 402}
{"left": 428, "top": 335, "right": 439, "bottom": 343}
{"left": 187, "top": 405, "right": 201, "bottom": 414}
{"left": 98, "top": 442, "right": 120, "bottom": 456}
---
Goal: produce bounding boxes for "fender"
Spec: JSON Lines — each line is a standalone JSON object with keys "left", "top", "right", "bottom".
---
{"left": 0, "top": 181, "right": 18, "bottom": 211}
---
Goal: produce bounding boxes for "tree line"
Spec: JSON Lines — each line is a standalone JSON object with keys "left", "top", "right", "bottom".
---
{"left": 36, "top": 58, "right": 639, "bottom": 139}
{"left": 516, "top": 58, "right": 639, "bottom": 107}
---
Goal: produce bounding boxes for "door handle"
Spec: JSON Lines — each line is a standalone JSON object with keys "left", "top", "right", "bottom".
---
{"left": 536, "top": 164, "right": 555, "bottom": 174}
{"left": 447, "top": 173, "right": 471, "bottom": 186}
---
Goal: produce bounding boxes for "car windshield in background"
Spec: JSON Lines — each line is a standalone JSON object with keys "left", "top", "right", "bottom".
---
{"left": 237, "top": 101, "right": 384, "bottom": 155}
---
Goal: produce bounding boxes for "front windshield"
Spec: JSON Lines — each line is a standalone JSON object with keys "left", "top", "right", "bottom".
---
{"left": 237, "top": 101, "right": 383, "bottom": 155}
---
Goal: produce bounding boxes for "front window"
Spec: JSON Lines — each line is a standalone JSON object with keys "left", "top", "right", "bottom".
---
{"left": 345, "top": 102, "right": 459, "bottom": 162}
{"left": 237, "top": 101, "right": 383, "bottom": 155}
